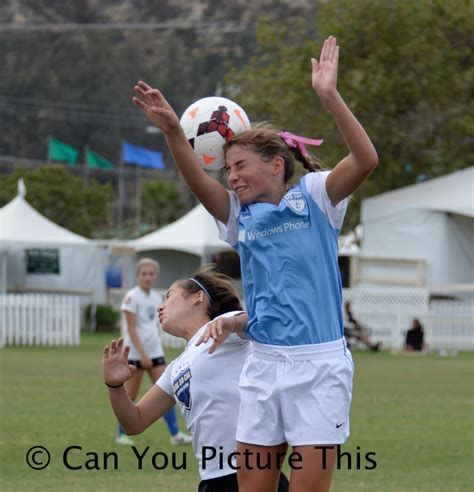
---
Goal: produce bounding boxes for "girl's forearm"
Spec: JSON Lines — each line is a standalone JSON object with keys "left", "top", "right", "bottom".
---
{"left": 107, "top": 386, "right": 144, "bottom": 435}
{"left": 318, "top": 90, "right": 378, "bottom": 170}
{"left": 164, "top": 129, "right": 231, "bottom": 222}
{"left": 233, "top": 312, "right": 249, "bottom": 336}
{"left": 165, "top": 129, "right": 214, "bottom": 195}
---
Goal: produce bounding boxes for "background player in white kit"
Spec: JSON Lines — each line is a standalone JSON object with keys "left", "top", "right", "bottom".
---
{"left": 103, "top": 268, "right": 289, "bottom": 491}
{"left": 116, "top": 258, "right": 191, "bottom": 446}
{"left": 133, "top": 35, "right": 378, "bottom": 491}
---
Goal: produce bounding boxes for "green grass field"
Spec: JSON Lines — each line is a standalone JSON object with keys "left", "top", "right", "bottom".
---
{"left": 1, "top": 331, "right": 473, "bottom": 491}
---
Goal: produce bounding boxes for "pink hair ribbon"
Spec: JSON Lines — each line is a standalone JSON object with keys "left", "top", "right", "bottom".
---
{"left": 277, "top": 131, "right": 323, "bottom": 157}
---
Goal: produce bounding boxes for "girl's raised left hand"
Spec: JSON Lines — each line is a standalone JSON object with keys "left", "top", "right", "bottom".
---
{"left": 311, "top": 36, "right": 339, "bottom": 98}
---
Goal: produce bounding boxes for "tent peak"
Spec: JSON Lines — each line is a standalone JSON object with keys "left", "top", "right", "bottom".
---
{"left": 18, "top": 178, "right": 26, "bottom": 197}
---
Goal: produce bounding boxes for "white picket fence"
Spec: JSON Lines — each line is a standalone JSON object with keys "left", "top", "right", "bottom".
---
{"left": 343, "top": 287, "right": 474, "bottom": 350}
{"left": 4, "top": 289, "right": 468, "bottom": 351}
{"left": 426, "top": 301, "right": 474, "bottom": 350}
{"left": 0, "top": 294, "right": 80, "bottom": 347}
{"left": 162, "top": 286, "right": 474, "bottom": 351}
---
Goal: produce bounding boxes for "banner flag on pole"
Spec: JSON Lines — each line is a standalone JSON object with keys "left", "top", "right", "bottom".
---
{"left": 86, "top": 148, "right": 114, "bottom": 169}
{"left": 48, "top": 138, "right": 79, "bottom": 165}
{"left": 122, "top": 141, "right": 165, "bottom": 170}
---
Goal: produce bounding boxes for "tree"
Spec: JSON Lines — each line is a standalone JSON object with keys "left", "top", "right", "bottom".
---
{"left": 224, "top": 0, "right": 473, "bottom": 229}
{"left": 140, "top": 179, "right": 188, "bottom": 232}
{"left": 0, "top": 1, "right": 258, "bottom": 165}
{"left": 0, "top": 165, "right": 112, "bottom": 237}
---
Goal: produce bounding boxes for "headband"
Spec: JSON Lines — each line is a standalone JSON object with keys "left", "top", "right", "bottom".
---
{"left": 277, "top": 131, "right": 323, "bottom": 157}
{"left": 189, "top": 278, "right": 212, "bottom": 303}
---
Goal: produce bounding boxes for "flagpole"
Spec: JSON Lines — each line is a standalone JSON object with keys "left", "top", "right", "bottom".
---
{"left": 84, "top": 145, "right": 90, "bottom": 187}
{"left": 47, "top": 135, "right": 52, "bottom": 163}
{"left": 135, "top": 164, "right": 142, "bottom": 235}
{"left": 117, "top": 153, "right": 124, "bottom": 239}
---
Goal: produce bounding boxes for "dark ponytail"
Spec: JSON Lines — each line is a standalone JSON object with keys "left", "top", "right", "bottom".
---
{"left": 180, "top": 266, "right": 242, "bottom": 319}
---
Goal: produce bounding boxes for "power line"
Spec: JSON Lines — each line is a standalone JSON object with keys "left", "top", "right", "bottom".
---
{"left": 0, "top": 94, "right": 144, "bottom": 118}
{"left": 0, "top": 96, "right": 149, "bottom": 128}
{"left": 0, "top": 95, "right": 141, "bottom": 116}
{"left": 0, "top": 110, "right": 146, "bottom": 128}
{"left": 0, "top": 21, "right": 248, "bottom": 33}
{"left": 0, "top": 108, "right": 147, "bottom": 128}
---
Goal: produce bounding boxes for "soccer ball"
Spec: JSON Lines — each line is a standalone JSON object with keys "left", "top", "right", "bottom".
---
{"left": 180, "top": 96, "right": 251, "bottom": 170}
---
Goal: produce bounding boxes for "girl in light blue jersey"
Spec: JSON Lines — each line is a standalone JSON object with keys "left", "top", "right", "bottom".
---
{"left": 133, "top": 36, "right": 378, "bottom": 492}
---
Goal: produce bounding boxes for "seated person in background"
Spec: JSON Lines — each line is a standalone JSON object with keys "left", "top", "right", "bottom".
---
{"left": 343, "top": 300, "right": 381, "bottom": 351}
{"left": 405, "top": 318, "right": 426, "bottom": 352}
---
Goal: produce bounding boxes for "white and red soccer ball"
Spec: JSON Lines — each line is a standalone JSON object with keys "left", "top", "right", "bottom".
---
{"left": 180, "top": 96, "right": 251, "bottom": 170}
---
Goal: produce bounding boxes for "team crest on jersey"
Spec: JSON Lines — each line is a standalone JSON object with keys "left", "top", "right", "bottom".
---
{"left": 173, "top": 366, "right": 192, "bottom": 410}
{"left": 284, "top": 190, "right": 306, "bottom": 214}
{"left": 147, "top": 306, "right": 155, "bottom": 321}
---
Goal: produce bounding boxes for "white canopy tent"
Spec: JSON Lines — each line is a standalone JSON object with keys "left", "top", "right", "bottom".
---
{"left": 360, "top": 167, "right": 474, "bottom": 287}
{"left": 132, "top": 203, "right": 362, "bottom": 289}
{"left": 0, "top": 182, "right": 105, "bottom": 302}
{"left": 131, "top": 204, "right": 234, "bottom": 288}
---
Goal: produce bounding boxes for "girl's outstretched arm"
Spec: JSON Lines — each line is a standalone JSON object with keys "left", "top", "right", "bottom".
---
{"left": 312, "top": 36, "right": 378, "bottom": 206}
{"left": 103, "top": 338, "right": 175, "bottom": 435}
{"left": 133, "top": 81, "right": 230, "bottom": 223}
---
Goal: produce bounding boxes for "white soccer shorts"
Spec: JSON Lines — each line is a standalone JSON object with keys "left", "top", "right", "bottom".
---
{"left": 237, "top": 338, "right": 353, "bottom": 446}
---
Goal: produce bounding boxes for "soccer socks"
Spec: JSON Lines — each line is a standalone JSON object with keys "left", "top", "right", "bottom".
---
{"left": 163, "top": 407, "right": 179, "bottom": 436}
{"left": 117, "top": 422, "right": 125, "bottom": 436}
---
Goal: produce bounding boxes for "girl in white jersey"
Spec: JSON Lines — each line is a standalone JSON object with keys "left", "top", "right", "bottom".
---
{"left": 117, "top": 258, "right": 191, "bottom": 446}
{"left": 133, "top": 36, "right": 378, "bottom": 492}
{"left": 104, "top": 269, "right": 289, "bottom": 492}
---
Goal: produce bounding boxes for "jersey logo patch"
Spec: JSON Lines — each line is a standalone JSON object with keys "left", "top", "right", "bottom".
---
{"left": 284, "top": 190, "right": 306, "bottom": 214}
{"left": 173, "top": 366, "right": 192, "bottom": 410}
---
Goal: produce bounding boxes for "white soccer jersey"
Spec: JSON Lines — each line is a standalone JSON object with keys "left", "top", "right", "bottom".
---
{"left": 121, "top": 286, "right": 164, "bottom": 360}
{"left": 157, "top": 311, "right": 250, "bottom": 480}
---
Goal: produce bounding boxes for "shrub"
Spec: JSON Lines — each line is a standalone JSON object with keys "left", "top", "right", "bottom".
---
{"left": 85, "top": 304, "right": 120, "bottom": 331}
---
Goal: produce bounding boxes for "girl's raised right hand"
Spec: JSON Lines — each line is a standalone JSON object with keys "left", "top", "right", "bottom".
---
{"left": 103, "top": 338, "right": 137, "bottom": 387}
{"left": 133, "top": 81, "right": 182, "bottom": 135}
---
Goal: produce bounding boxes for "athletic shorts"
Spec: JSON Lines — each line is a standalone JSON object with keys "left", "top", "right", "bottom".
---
{"left": 198, "top": 472, "right": 289, "bottom": 492}
{"left": 237, "top": 338, "right": 353, "bottom": 447}
{"left": 128, "top": 356, "right": 166, "bottom": 369}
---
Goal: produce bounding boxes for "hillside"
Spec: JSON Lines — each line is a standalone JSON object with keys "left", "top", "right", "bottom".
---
{"left": 0, "top": 0, "right": 316, "bottom": 163}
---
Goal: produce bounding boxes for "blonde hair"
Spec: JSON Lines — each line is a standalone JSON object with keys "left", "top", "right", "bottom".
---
{"left": 136, "top": 258, "right": 159, "bottom": 276}
{"left": 224, "top": 123, "right": 324, "bottom": 183}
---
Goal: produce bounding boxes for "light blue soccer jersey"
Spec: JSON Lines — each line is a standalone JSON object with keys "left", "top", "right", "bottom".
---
{"left": 216, "top": 171, "right": 348, "bottom": 346}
